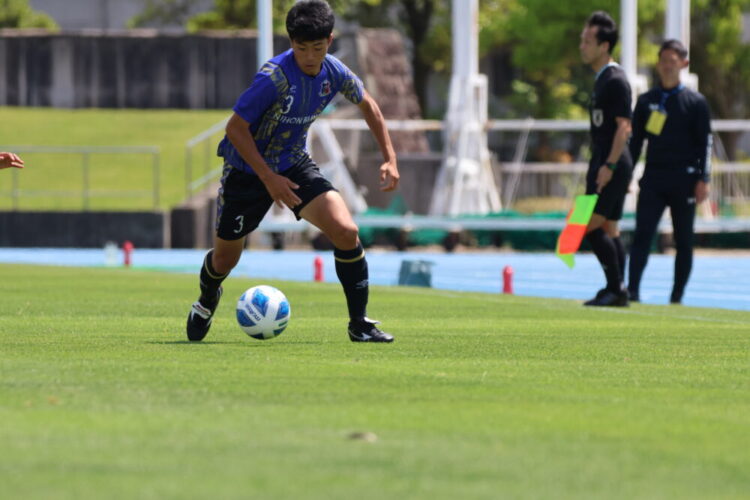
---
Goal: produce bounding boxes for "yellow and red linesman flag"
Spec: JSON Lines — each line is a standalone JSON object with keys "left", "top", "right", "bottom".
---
{"left": 556, "top": 194, "right": 598, "bottom": 268}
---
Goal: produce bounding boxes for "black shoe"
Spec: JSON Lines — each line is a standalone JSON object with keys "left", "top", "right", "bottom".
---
{"left": 585, "top": 288, "right": 608, "bottom": 303}
{"left": 670, "top": 291, "right": 683, "bottom": 304}
{"left": 348, "top": 318, "right": 394, "bottom": 343}
{"left": 186, "top": 287, "right": 223, "bottom": 342}
{"left": 584, "top": 288, "right": 629, "bottom": 307}
{"left": 628, "top": 289, "right": 640, "bottom": 302}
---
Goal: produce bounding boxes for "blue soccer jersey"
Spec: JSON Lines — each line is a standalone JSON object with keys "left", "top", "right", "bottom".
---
{"left": 218, "top": 49, "right": 365, "bottom": 174}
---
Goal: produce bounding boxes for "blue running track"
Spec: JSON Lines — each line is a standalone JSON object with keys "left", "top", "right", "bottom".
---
{"left": 0, "top": 248, "right": 748, "bottom": 311}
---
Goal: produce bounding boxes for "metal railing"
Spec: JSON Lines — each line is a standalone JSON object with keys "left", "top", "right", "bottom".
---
{"left": 184, "top": 116, "right": 230, "bottom": 198}
{"left": 0, "top": 145, "right": 161, "bottom": 210}
{"left": 179, "top": 117, "right": 750, "bottom": 216}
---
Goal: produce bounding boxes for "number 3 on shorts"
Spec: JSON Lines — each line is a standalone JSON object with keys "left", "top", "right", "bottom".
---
{"left": 233, "top": 215, "right": 244, "bottom": 234}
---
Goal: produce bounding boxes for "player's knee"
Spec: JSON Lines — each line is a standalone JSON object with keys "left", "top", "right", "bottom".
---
{"left": 586, "top": 227, "right": 604, "bottom": 242}
{"left": 330, "top": 223, "right": 359, "bottom": 248}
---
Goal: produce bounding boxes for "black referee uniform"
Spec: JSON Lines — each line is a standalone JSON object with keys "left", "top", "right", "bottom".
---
{"left": 627, "top": 84, "right": 712, "bottom": 303}
{"left": 587, "top": 63, "right": 634, "bottom": 217}
{"left": 584, "top": 63, "right": 633, "bottom": 302}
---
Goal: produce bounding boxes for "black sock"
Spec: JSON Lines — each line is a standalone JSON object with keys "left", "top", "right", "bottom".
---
{"left": 587, "top": 229, "right": 622, "bottom": 292}
{"left": 672, "top": 245, "right": 693, "bottom": 303}
{"left": 612, "top": 236, "right": 626, "bottom": 283}
{"left": 199, "top": 249, "right": 228, "bottom": 308}
{"left": 334, "top": 243, "right": 368, "bottom": 322}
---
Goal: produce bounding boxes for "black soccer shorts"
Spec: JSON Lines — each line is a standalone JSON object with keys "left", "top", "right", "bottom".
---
{"left": 586, "top": 154, "right": 633, "bottom": 221}
{"left": 215, "top": 157, "right": 336, "bottom": 240}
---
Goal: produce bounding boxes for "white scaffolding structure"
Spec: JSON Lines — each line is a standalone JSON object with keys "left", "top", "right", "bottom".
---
{"left": 429, "top": 0, "right": 501, "bottom": 216}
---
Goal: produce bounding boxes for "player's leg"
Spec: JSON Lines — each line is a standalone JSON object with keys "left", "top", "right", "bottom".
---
{"left": 187, "top": 236, "right": 245, "bottom": 341}
{"left": 627, "top": 181, "right": 666, "bottom": 302}
{"left": 299, "top": 190, "right": 393, "bottom": 343}
{"left": 668, "top": 176, "right": 698, "bottom": 304}
{"left": 186, "top": 164, "right": 272, "bottom": 341}
{"left": 583, "top": 163, "right": 631, "bottom": 306}
{"left": 604, "top": 219, "right": 626, "bottom": 285}
{"left": 585, "top": 215, "right": 624, "bottom": 303}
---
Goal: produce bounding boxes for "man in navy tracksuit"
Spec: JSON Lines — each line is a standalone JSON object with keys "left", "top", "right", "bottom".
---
{"left": 627, "top": 39, "right": 712, "bottom": 304}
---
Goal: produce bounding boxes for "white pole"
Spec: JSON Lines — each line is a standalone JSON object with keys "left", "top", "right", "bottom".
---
{"left": 452, "top": 0, "right": 478, "bottom": 78}
{"left": 665, "top": 0, "right": 694, "bottom": 87}
{"left": 620, "top": 0, "right": 637, "bottom": 79}
{"left": 665, "top": 0, "right": 690, "bottom": 45}
{"left": 257, "top": 0, "right": 273, "bottom": 70}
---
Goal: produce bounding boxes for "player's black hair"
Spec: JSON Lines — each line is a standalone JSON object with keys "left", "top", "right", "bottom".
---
{"left": 586, "top": 11, "right": 618, "bottom": 54}
{"left": 659, "top": 39, "right": 688, "bottom": 59}
{"left": 286, "top": 0, "right": 335, "bottom": 42}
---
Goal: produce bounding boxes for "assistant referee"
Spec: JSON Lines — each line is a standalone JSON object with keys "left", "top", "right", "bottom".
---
{"left": 627, "top": 39, "right": 712, "bottom": 304}
{"left": 579, "top": 11, "right": 633, "bottom": 307}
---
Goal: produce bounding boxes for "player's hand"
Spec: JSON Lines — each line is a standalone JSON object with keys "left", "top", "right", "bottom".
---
{"left": 261, "top": 173, "right": 301, "bottom": 209}
{"left": 595, "top": 165, "right": 613, "bottom": 193}
{"left": 695, "top": 180, "right": 710, "bottom": 203}
{"left": 379, "top": 159, "right": 400, "bottom": 192}
{"left": 0, "top": 152, "right": 24, "bottom": 170}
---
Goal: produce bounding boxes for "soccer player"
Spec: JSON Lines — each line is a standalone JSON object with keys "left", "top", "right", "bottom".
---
{"left": 627, "top": 39, "right": 712, "bottom": 304}
{"left": 186, "top": 0, "right": 399, "bottom": 342}
{"left": 0, "top": 152, "right": 24, "bottom": 170}
{"left": 579, "top": 11, "right": 633, "bottom": 307}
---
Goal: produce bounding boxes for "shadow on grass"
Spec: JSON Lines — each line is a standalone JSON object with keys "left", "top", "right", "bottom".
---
{"left": 147, "top": 340, "right": 243, "bottom": 345}
{"left": 146, "top": 340, "right": 325, "bottom": 346}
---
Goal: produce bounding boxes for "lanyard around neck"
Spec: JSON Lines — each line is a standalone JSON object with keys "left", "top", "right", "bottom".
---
{"left": 659, "top": 83, "right": 684, "bottom": 110}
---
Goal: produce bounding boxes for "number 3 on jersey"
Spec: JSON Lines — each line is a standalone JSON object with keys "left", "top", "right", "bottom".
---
{"left": 233, "top": 215, "right": 244, "bottom": 234}
{"left": 281, "top": 95, "right": 294, "bottom": 115}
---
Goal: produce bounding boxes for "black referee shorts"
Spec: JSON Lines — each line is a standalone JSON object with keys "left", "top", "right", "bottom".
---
{"left": 215, "top": 157, "right": 336, "bottom": 241}
{"left": 586, "top": 152, "right": 633, "bottom": 221}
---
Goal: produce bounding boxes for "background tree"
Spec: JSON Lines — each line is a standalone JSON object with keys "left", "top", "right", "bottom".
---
{"left": 129, "top": 0, "right": 206, "bottom": 28}
{"left": 689, "top": 0, "right": 750, "bottom": 160}
{"left": 0, "top": 0, "right": 57, "bottom": 29}
{"left": 479, "top": 0, "right": 663, "bottom": 119}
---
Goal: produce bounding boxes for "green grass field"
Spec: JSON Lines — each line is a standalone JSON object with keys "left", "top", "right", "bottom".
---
{"left": 1, "top": 264, "right": 749, "bottom": 499}
{"left": 0, "top": 107, "right": 229, "bottom": 211}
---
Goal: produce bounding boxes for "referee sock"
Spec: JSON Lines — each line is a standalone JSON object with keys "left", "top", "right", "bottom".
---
{"left": 199, "top": 249, "right": 229, "bottom": 309}
{"left": 612, "top": 236, "right": 626, "bottom": 283}
{"left": 587, "top": 229, "right": 622, "bottom": 292}
{"left": 334, "top": 243, "right": 368, "bottom": 322}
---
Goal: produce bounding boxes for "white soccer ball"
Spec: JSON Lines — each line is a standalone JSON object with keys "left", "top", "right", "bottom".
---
{"left": 236, "top": 285, "right": 291, "bottom": 340}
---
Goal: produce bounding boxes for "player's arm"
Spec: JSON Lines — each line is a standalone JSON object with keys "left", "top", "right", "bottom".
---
{"left": 694, "top": 97, "right": 713, "bottom": 203}
{"left": 596, "top": 116, "right": 632, "bottom": 193}
{"left": 225, "top": 113, "right": 301, "bottom": 208}
{"left": 628, "top": 98, "right": 647, "bottom": 164}
{"left": 357, "top": 91, "right": 399, "bottom": 192}
{"left": 0, "top": 152, "right": 24, "bottom": 170}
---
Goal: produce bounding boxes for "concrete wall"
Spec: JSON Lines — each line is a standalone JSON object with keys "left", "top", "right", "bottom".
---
{"left": 170, "top": 183, "right": 218, "bottom": 249}
{"left": 0, "top": 30, "right": 289, "bottom": 108}
{"left": 0, "top": 211, "right": 169, "bottom": 247}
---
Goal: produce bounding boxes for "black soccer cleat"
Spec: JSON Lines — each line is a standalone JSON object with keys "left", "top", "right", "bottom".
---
{"left": 186, "top": 287, "right": 223, "bottom": 342}
{"left": 628, "top": 289, "right": 640, "bottom": 302}
{"left": 584, "top": 288, "right": 629, "bottom": 307}
{"left": 348, "top": 318, "right": 394, "bottom": 343}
